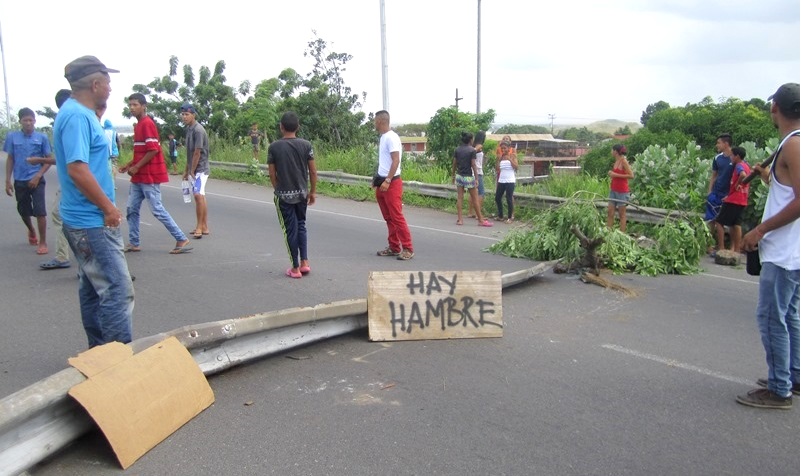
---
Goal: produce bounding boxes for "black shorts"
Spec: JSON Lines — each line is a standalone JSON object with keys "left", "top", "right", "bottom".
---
{"left": 714, "top": 202, "right": 745, "bottom": 227}
{"left": 14, "top": 180, "right": 47, "bottom": 217}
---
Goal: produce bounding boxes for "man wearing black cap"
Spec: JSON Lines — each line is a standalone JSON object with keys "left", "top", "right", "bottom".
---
{"left": 181, "top": 103, "right": 210, "bottom": 238}
{"left": 737, "top": 83, "right": 800, "bottom": 409}
{"left": 54, "top": 55, "right": 134, "bottom": 348}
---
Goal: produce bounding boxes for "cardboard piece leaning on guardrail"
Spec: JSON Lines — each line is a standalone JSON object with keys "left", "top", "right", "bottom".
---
{"left": 368, "top": 271, "right": 503, "bottom": 341}
{"left": 67, "top": 337, "right": 214, "bottom": 469}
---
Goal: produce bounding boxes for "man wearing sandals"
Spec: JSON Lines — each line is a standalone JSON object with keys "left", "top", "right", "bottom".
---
{"left": 55, "top": 55, "right": 134, "bottom": 347}
{"left": 181, "top": 103, "right": 210, "bottom": 239}
{"left": 268, "top": 112, "right": 316, "bottom": 278}
{"left": 120, "top": 94, "right": 192, "bottom": 255}
{"left": 373, "top": 110, "right": 414, "bottom": 260}
{"left": 4, "top": 108, "right": 52, "bottom": 256}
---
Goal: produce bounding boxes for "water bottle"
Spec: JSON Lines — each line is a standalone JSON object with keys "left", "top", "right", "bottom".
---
{"left": 182, "top": 180, "right": 192, "bottom": 203}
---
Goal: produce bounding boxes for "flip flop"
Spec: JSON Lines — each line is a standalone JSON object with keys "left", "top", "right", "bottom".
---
{"left": 170, "top": 245, "right": 193, "bottom": 254}
{"left": 478, "top": 219, "right": 494, "bottom": 227}
{"left": 299, "top": 265, "right": 311, "bottom": 274}
{"left": 286, "top": 268, "right": 302, "bottom": 279}
{"left": 124, "top": 245, "right": 141, "bottom": 253}
{"left": 456, "top": 220, "right": 463, "bottom": 226}
{"left": 192, "top": 231, "right": 203, "bottom": 239}
{"left": 28, "top": 234, "right": 38, "bottom": 246}
{"left": 36, "top": 245, "right": 49, "bottom": 255}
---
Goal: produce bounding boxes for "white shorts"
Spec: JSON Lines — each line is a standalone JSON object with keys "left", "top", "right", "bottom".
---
{"left": 192, "top": 172, "right": 209, "bottom": 196}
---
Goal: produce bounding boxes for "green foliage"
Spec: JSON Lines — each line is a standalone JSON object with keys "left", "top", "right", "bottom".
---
{"left": 518, "top": 173, "right": 608, "bottom": 199}
{"left": 630, "top": 142, "right": 710, "bottom": 210}
{"left": 426, "top": 107, "right": 495, "bottom": 166}
{"left": 488, "top": 197, "right": 706, "bottom": 276}
{"left": 394, "top": 123, "right": 428, "bottom": 136}
{"left": 645, "top": 96, "right": 774, "bottom": 152}
{"left": 614, "top": 125, "right": 632, "bottom": 135}
{"left": 580, "top": 129, "right": 694, "bottom": 178}
{"left": 640, "top": 100, "right": 670, "bottom": 126}
{"left": 494, "top": 124, "right": 550, "bottom": 134}
{"left": 557, "top": 126, "right": 610, "bottom": 146}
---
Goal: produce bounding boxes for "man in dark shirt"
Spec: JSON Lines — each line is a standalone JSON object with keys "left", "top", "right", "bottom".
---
{"left": 267, "top": 112, "right": 317, "bottom": 279}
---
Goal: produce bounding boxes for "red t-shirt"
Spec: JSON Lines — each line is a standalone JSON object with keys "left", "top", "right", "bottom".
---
{"left": 131, "top": 115, "right": 169, "bottom": 184}
{"left": 723, "top": 161, "right": 750, "bottom": 206}
{"left": 610, "top": 167, "right": 630, "bottom": 193}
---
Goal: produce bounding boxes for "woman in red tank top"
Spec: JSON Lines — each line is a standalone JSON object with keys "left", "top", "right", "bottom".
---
{"left": 607, "top": 144, "right": 634, "bottom": 232}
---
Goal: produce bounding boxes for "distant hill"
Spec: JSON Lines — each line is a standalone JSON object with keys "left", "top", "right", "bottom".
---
{"left": 583, "top": 119, "right": 641, "bottom": 135}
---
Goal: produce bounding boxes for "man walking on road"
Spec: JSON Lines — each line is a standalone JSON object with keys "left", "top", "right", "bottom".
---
{"left": 738, "top": 83, "right": 800, "bottom": 409}
{"left": 120, "top": 93, "right": 192, "bottom": 254}
{"left": 4, "top": 108, "right": 53, "bottom": 255}
{"left": 181, "top": 103, "right": 210, "bottom": 239}
{"left": 373, "top": 110, "right": 414, "bottom": 260}
{"left": 267, "top": 112, "right": 317, "bottom": 278}
{"left": 55, "top": 55, "right": 134, "bottom": 347}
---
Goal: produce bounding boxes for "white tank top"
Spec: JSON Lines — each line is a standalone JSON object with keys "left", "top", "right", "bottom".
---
{"left": 759, "top": 130, "right": 800, "bottom": 270}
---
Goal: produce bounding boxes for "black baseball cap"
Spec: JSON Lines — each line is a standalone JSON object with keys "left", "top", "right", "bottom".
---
{"left": 768, "top": 83, "right": 800, "bottom": 112}
{"left": 64, "top": 55, "right": 119, "bottom": 82}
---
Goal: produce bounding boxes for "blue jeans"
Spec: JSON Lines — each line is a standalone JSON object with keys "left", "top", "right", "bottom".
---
{"left": 126, "top": 183, "right": 186, "bottom": 246}
{"left": 63, "top": 225, "right": 135, "bottom": 348}
{"left": 275, "top": 197, "right": 308, "bottom": 268}
{"left": 756, "top": 261, "right": 800, "bottom": 397}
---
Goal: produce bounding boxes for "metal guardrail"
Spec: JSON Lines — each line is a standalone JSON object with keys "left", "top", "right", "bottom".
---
{"left": 210, "top": 161, "right": 700, "bottom": 225}
{"left": 0, "top": 262, "right": 554, "bottom": 475}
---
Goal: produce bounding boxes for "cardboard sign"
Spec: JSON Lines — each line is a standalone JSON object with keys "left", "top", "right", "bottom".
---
{"left": 368, "top": 270, "right": 503, "bottom": 341}
{"left": 68, "top": 337, "right": 214, "bottom": 469}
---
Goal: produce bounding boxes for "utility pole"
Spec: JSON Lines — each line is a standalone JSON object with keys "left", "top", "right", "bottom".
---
{"left": 476, "top": 0, "right": 481, "bottom": 114}
{"left": 0, "top": 21, "right": 10, "bottom": 128}
{"left": 548, "top": 113, "right": 556, "bottom": 135}
{"left": 455, "top": 88, "right": 463, "bottom": 110}
{"left": 379, "top": 0, "right": 389, "bottom": 111}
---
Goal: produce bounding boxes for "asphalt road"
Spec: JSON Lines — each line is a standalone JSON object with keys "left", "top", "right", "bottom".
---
{"left": 0, "top": 168, "right": 797, "bottom": 475}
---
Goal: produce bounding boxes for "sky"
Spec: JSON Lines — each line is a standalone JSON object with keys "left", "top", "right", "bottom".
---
{"left": 0, "top": 0, "right": 799, "bottom": 129}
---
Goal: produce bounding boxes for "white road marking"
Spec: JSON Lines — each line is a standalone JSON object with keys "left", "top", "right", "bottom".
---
{"left": 700, "top": 273, "right": 758, "bottom": 285}
{"left": 601, "top": 344, "right": 753, "bottom": 386}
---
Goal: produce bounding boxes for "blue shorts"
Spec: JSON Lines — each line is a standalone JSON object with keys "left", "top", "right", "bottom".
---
{"left": 609, "top": 190, "right": 629, "bottom": 209}
{"left": 477, "top": 174, "right": 485, "bottom": 196}
{"left": 704, "top": 192, "right": 723, "bottom": 221}
{"left": 455, "top": 174, "right": 476, "bottom": 189}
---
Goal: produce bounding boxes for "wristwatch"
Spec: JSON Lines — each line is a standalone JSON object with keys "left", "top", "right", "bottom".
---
{"left": 385, "top": 177, "right": 392, "bottom": 184}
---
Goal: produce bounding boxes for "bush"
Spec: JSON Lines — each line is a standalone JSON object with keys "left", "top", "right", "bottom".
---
{"left": 630, "top": 142, "right": 710, "bottom": 211}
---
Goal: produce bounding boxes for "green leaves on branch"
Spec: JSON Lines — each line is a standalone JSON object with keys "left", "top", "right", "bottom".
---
{"left": 488, "top": 196, "right": 707, "bottom": 276}
{"left": 426, "top": 107, "right": 495, "bottom": 167}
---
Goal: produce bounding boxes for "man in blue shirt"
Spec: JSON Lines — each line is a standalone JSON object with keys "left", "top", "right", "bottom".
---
{"left": 4, "top": 108, "right": 52, "bottom": 254}
{"left": 54, "top": 55, "right": 134, "bottom": 348}
{"left": 706, "top": 133, "right": 734, "bottom": 255}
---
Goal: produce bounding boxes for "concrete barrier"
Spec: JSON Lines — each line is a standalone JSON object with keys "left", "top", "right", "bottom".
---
{"left": 0, "top": 264, "right": 553, "bottom": 475}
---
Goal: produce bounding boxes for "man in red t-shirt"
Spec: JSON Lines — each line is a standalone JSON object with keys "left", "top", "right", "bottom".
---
{"left": 714, "top": 146, "right": 751, "bottom": 253}
{"left": 119, "top": 93, "right": 192, "bottom": 254}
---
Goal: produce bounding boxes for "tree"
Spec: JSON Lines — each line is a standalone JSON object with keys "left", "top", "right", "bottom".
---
{"left": 495, "top": 124, "right": 550, "bottom": 134}
{"left": 276, "top": 33, "right": 372, "bottom": 147}
{"left": 614, "top": 125, "right": 632, "bottom": 135}
{"left": 640, "top": 100, "right": 670, "bottom": 126}
{"left": 128, "top": 56, "right": 241, "bottom": 140}
{"left": 394, "top": 123, "right": 428, "bottom": 137}
{"left": 426, "top": 106, "right": 495, "bottom": 166}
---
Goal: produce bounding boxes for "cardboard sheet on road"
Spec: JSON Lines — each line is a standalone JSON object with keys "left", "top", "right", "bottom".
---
{"left": 68, "top": 337, "right": 214, "bottom": 469}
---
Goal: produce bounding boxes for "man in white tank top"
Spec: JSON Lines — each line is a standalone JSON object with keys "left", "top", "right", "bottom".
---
{"left": 737, "top": 83, "right": 800, "bottom": 409}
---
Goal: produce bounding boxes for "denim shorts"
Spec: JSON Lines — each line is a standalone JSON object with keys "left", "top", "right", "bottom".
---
{"left": 609, "top": 190, "right": 630, "bottom": 209}
{"left": 477, "top": 174, "right": 485, "bottom": 196}
{"left": 14, "top": 180, "right": 47, "bottom": 217}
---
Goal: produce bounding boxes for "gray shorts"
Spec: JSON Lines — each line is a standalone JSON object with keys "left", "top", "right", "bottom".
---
{"left": 609, "top": 191, "right": 630, "bottom": 209}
